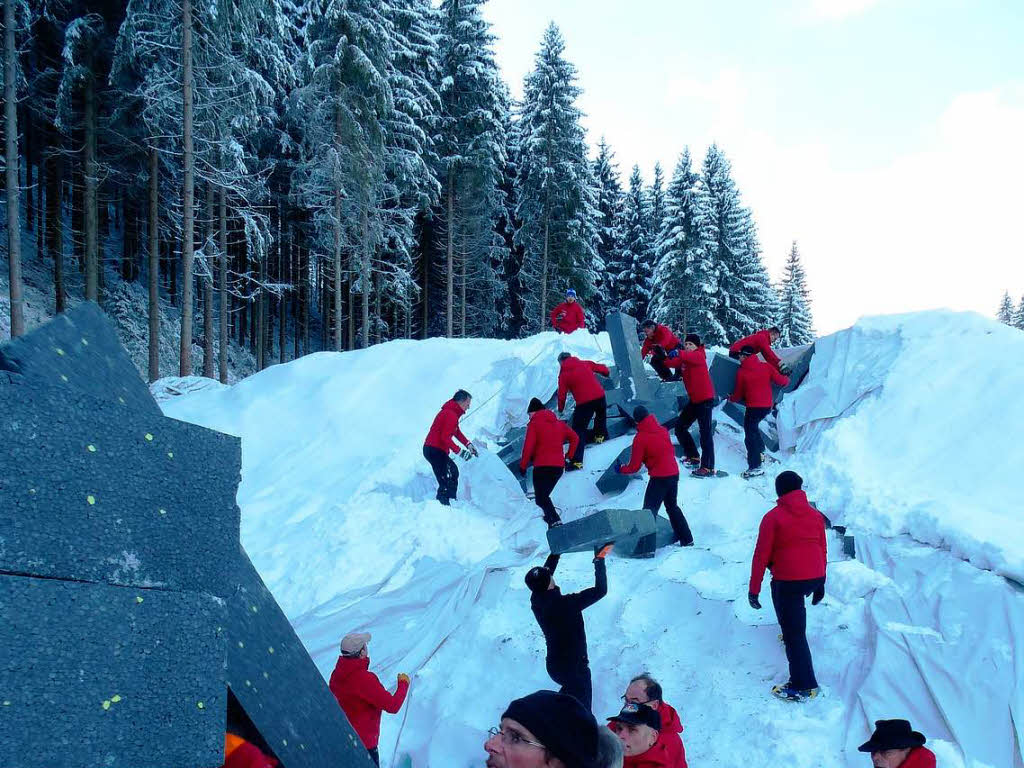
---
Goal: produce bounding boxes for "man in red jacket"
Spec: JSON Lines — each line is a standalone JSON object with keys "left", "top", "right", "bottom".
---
{"left": 730, "top": 346, "right": 789, "bottom": 479}
{"left": 621, "top": 675, "right": 687, "bottom": 768}
{"left": 617, "top": 407, "right": 694, "bottom": 547}
{"left": 748, "top": 471, "right": 826, "bottom": 702}
{"left": 729, "top": 326, "right": 790, "bottom": 374}
{"left": 858, "top": 719, "right": 937, "bottom": 768}
{"left": 551, "top": 289, "right": 587, "bottom": 334}
{"left": 329, "top": 632, "right": 411, "bottom": 766}
{"left": 557, "top": 352, "right": 610, "bottom": 468}
{"left": 664, "top": 333, "right": 717, "bottom": 478}
{"left": 520, "top": 397, "right": 580, "bottom": 527}
{"left": 423, "top": 389, "right": 477, "bottom": 505}
{"left": 640, "top": 319, "right": 682, "bottom": 382}
{"left": 607, "top": 703, "right": 675, "bottom": 768}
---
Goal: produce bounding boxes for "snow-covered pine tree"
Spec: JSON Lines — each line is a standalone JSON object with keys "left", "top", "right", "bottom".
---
{"left": 650, "top": 148, "right": 698, "bottom": 331}
{"left": 618, "top": 165, "right": 653, "bottom": 318}
{"left": 514, "top": 22, "right": 599, "bottom": 331}
{"left": 647, "top": 161, "right": 665, "bottom": 256}
{"left": 777, "top": 241, "right": 815, "bottom": 345}
{"left": 494, "top": 81, "right": 526, "bottom": 338}
{"left": 1015, "top": 296, "right": 1024, "bottom": 331}
{"left": 996, "top": 291, "right": 1014, "bottom": 325}
{"left": 591, "top": 137, "right": 625, "bottom": 319}
{"left": 684, "top": 179, "right": 726, "bottom": 344}
{"left": 734, "top": 207, "right": 781, "bottom": 333}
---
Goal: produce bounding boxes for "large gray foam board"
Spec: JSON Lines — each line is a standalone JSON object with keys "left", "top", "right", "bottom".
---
{"left": 547, "top": 508, "right": 657, "bottom": 554}
{"left": 605, "top": 311, "right": 655, "bottom": 402}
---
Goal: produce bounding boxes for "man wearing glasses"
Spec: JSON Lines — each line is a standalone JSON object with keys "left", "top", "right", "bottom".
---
{"left": 485, "top": 690, "right": 600, "bottom": 768}
{"left": 619, "top": 676, "right": 687, "bottom": 768}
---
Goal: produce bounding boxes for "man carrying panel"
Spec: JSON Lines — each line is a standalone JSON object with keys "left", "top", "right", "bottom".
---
{"left": 663, "top": 333, "right": 717, "bottom": 478}
{"left": 728, "top": 326, "right": 790, "bottom": 375}
{"left": 557, "top": 352, "right": 611, "bottom": 468}
{"left": 520, "top": 397, "right": 581, "bottom": 527}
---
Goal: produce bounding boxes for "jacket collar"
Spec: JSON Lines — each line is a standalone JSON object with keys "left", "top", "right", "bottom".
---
{"left": 777, "top": 489, "right": 809, "bottom": 507}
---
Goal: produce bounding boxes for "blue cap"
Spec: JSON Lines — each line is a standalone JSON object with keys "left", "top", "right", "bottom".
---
{"left": 566, "top": 289, "right": 577, "bottom": 298}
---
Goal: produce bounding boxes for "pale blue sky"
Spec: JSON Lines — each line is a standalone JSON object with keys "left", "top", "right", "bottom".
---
{"left": 482, "top": 0, "right": 1024, "bottom": 332}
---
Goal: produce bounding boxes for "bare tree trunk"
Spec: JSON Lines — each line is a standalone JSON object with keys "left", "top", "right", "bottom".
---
{"left": 51, "top": 139, "right": 65, "bottom": 313}
{"left": 24, "top": 103, "right": 32, "bottom": 232}
{"left": 360, "top": 207, "right": 370, "bottom": 349}
{"left": 218, "top": 185, "right": 228, "bottom": 383}
{"left": 459, "top": 248, "right": 466, "bottom": 338}
{"left": 256, "top": 258, "right": 265, "bottom": 369}
{"left": 178, "top": 0, "right": 195, "bottom": 376}
{"left": 147, "top": 146, "right": 160, "bottom": 381}
{"left": 4, "top": 0, "right": 24, "bottom": 337}
{"left": 279, "top": 201, "right": 286, "bottom": 364}
{"left": 446, "top": 179, "right": 454, "bottom": 337}
{"left": 421, "top": 240, "right": 428, "bottom": 338}
{"left": 540, "top": 216, "right": 549, "bottom": 327}
{"left": 84, "top": 74, "right": 99, "bottom": 302}
{"left": 202, "top": 180, "right": 214, "bottom": 377}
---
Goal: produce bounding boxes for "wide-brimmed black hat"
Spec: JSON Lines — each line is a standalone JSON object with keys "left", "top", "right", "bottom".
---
{"left": 857, "top": 719, "right": 926, "bottom": 752}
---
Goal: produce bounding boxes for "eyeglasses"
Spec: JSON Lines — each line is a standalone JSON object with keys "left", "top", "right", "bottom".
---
{"left": 487, "top": 727, "right": 546, "bottom": 750}
{"left": 620, "top": 695, "right": 653, "bottom": 706}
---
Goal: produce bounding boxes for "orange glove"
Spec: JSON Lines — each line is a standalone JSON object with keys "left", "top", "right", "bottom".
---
{"left": 397, "top": 673, "right": 410, "bottom": 685}
{"left": 594, "top": 543, "right": 614, "bottom": 560}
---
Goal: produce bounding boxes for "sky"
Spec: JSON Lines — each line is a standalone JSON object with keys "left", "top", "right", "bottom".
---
{"left": 480, "top": 0, "right": 1024, "bottom": 333}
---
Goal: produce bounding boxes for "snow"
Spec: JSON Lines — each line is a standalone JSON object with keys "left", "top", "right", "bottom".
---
{"left": 161, "top": 312, "right": 1023, "bottom": 768}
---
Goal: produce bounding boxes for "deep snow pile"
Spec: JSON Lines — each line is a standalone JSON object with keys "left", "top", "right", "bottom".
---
{"left": 159, "top": 314, "right": 1021, "bottom": 768}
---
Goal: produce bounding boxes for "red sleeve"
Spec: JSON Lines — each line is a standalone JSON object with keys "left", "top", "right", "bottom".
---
{"left": 676, "top": 349, "right": 704, "bottom": 368}
{"left": 353, "top": 672, "right": 410, "bottom": 714}
{"left": 730, "top": 370, "right": 746, "bottom": 403}
{"left": 564, "top": 423, "right": 580, "bottom": 459}
{"left": 640, "top": 338, "right": 653, "bottom": 357}
{"left": 588, "top": 361, "right": 610, "bottom": 377}
{"left": 770, "top": 369, "right": 790, "bottom": 388}
{"left": 619, "top": 433, "right": 645, "bottom": 474}
{"left": 759, "top": 332, "right": 782, "bottom": 369}
{"left": 574, "top": 304, "right": 586, "bottom": 330}
{"left": 557, "top": 370, "right": 568, "bottom": 412}
{"left": 441, "top": 412, "right": 461, "bottom": 453}
{"left": 664, "top": 328, "right": 681, "bottom": 350}
{"left": 520, "top": 421, "right": 536, "bottom": 471}
{"left": 820, "top": 519, "right": 828, "bottom": 570}
{"left": 453, "top": 420, "right": 470, "bottom": 448}
{"left": 729, "top": 337, "right": 744, "bottom": 355}
{"left": 749, "top": 513, "right": 776, "bottom": 595}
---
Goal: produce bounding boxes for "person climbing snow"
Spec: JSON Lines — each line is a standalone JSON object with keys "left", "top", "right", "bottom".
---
{"left": 616, "top": 407, "right": 694, "bottom": 547}
{"left": 747, "top": 471, "right": 827, "bottom": 702}
{"left": 423, "top": 389, "right": 477, "bottom": 504}
{"left": 525, "top": 546, "right": 611, "bottom": 711}
{"left": 619, "top": 675, "right": 687, "bottom": 768}
{"left": 607, "top": 703, "right": 675, "bottom": 768}
{"left": 730, "top": 346, "right": 789, "bottom": 479}
{"left": 551, "top": 289, "right": 587, "bottom": 334}
{"left": 640, "top": 320, "right": 682, "bottom": 382}
{"left": 328, "top": 632, "right": 411, "bottom": 766}
{"left": 557, "top": 352, "right": 610, "bottom": 469}
{"left": 858, "top": 719, "right": 937, "bottom": 768}
{"left": 520, "top": 397, "right": 580, "bottom": 527}
{"left": 663, "top": 333, "right": 717, "bottom": 478}
{"left": 728, "top": 326, "right": 790, "bottom": 375}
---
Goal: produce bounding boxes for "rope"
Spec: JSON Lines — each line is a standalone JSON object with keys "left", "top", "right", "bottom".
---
{"left": 459, "top": 345, "right": 552, "bottom": 425}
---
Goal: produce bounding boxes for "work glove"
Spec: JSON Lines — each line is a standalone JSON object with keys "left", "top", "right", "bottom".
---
{"left": 458, "top": 448, "right": 473, "bottom": 460}
{"left": 397, "top": 673, "right": 410, "bottom": 685}
{"left": 728, "top": 349, "right": 740, "bottom": 360}
{"left": 467, "top": 442, "right": 479, "bottom": 457}
{"left": 748, "top": 593, "right": 761, "bottom": 610}
{"left": 593, "top": 543, "right": 614, "bottom": 562}
{"left": 651, "top": 346, "right": 666, "bottom": 362}
{"left": 667, "top": 348, "right": 680, "bottom": 359}
{"left": 515, "top": 464, "right": 526, "bottom": 477}
{"left": 779, "top": 362, "right": 791, "bottom": 375}
{"left": 811, "top": 584, "right": 825, "bottom": 605}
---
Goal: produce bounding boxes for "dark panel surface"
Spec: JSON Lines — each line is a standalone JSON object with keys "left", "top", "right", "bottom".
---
{"left": 605, "top": 311, "right": 656, "bottom": 401}
{"left": 547, "top": 508, "right": 657, "bottom": 555}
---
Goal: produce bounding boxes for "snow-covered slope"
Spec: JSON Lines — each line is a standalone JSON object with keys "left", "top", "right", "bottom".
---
{"left": 161, "top": 314, "right": 1023, "bottom": 768}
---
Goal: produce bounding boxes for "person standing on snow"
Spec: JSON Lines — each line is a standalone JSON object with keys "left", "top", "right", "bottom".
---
{"left": 747, "top": 471, "right": 827, "bottom": 702}
{"left": 663, "top": 333, "right": 717, "bottom": 478}
{"left": 551, "top": 289, "right": 587, "bottom": 334}
{"left": 557, "top": 352, "right": 611, "bottom": 469}
{"left": 484, "top": 690, "right": 600, "bottom": 768}
{"left": 616, "top": 407, "right": 694, "bottom": 547}
{"left": 858, "top": 720, "right": 937, "bottom": 768}
{"left": 525, "top": 546, "right": 611, "bottom": 711}
{"left": 728, "top": 326, "right": 791, "bottom": 375}
{"left": 423, "top": 389, "right": 477, "bottom": 505}
{"left": 619, "top": 675, "right": 687, "bottom": 768}
{"left": 328, "top": 632, "right": 411, "bottom": 766}
{"left": 729, "top": 346, "right": 789, "bottom": 479}
{"left": 606, "top": 704, "right": 674, "bottom": 768}
{"left": 640, "top": 320, "right": 682, "bottom": 382}
{"left": 520, "top": 397, "right": 581, "bottom": 527}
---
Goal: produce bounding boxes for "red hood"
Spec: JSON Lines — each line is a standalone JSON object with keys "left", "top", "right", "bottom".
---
{"left": 657, "top": 701, "right": 683, "bottom": 734}
{"left": 331, "top": 654, "right": 369, "bottom": 684}
{"left": 530, "top": 408, "right": 558, "bottom": 426}
{"left": 637, "top": 414, "right": 661, "bottom": 433}
{"left": 777, "top": 489, "right": 813, "bottom": 513}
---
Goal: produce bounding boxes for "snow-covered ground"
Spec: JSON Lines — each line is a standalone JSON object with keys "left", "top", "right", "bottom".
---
{"left": 161, "top": 313, "right": 1024, "bottom": 768}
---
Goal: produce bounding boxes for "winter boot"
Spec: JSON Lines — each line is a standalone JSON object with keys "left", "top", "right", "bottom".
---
{"left": 690, "top": 467, "right": 717, "bottom": 478}
{"left": 565, "top": 460, "right": 584, "bottom": 472}
{"left": 683, "top": 456, "right": 701, "bottom": 468}
{"left": 741, "top": 467, "right": 765, "bottom": 479}
{"left": 593, "top": 435, "right": 606, "bottom": 444}
{"left": 771, "top": 683, "right": 818, "bottom": 702}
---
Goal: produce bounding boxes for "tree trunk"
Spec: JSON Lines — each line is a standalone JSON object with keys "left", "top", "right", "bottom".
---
{"left": 84, "top": 73, "right": 99, "bottom": 302}
{"left": 421, "top": 238, "right": 429, "bottom": 339}
{"left": 332, "top": 107, "right": 343, "bottom": 352}
{"left": 460, "top": 248, "right": 466, "bottom": 338}
{"left": 51, "top": 138, "right": 65, "bottom": 314}
{"left": 446, "top": 178, "right": 454, "bottom": 337}
{"left": 147, "top": 146, "right": 160, "bottom": 382}
{"left": 202, "top": 180, "right": 215, "bottom": 377}
{"left": 279, "top": 202, "right": 286, "bottom": 364}
{"left": 4, "top": 0, "right": 24, "bottom": 337}
{"left": 178, "top": 0, "right": 195, "bottom": 376}
{"left": 360, "top": 208, "right": 370, "bottom": 349}
{"left": 219, "top": 185, "right": 228, "bottom": 383}
{"left": 24, "top": 102, "right": 32, "bottom": 232}
{"left": 540, "top": 216, "right": 549, "bottom": 327}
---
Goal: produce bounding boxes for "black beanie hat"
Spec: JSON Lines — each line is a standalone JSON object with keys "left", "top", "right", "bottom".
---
{"left": 502, "top": 691, "right": 599, "bottom": 768}
{"left": 740, "top": 345, "right": 757, "bottom": 356}
{"left": 632, "top": 406, "right": 649, "bottom": 423}
{"left": 528, "top": 397, "right": 545, "bottom": 414}
{"left": 684, "top": 333, "right": 701, "bottom": 347}
{"left": 525, "top": 566, "right": 552, "bottom": 593}
{"left": 775, "top": 470, "right": 803, "bottom": 497}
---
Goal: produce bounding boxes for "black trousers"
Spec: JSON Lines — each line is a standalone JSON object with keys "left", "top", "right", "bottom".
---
{"left": 367, "top": 747, "right": 380, "bottom": 767}
{"left": 643, "top": 476, "right": 693, "bottom": 545}
{"left": 547, "top": 658, "right": 593, "bottom": 712}
{"left": 650, "top": 356, "right": 677, "bottom": 382}
{"left": 743, "top": 406, "right": 771, "bottom": 470}
{"left": 675, "top": 399, "right": 715, "bottom": 470}
{"left": 532, "top": 466, "right": 564, "bottom": 525}
{"left": 770, "top": 577, "right": 824, "bottom": 690}
{"left": 570, "top": 396, "right": 607, "bottom": 463}
{"left": 423, "top": 445, "right": 458, "bottom": 504}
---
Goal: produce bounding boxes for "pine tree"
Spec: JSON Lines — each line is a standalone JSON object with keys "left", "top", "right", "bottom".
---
{"left": 618, "top": 165, "right": 652, "bottom": 318}
{"left": 647, "top": 161, "right": 665, "bottom": 253}
{"left": 684, "top": 180, "right": 725, "bottom": 343}
{"left": 996, "top": 291, "right": 1014, "bottom": 325}
{"left": 591, "top": 137, "right": 625, "bottom": 318}
{"left": 650, "top": 148, "right": 698, "bottom": 331}
{"left": 778, "top": 241, "right": 815, "bottom": 345}
{"left": 4, "top": 0, "right": 28, "bottom": 337}
{"left": 733, "top": 208, "right": 781, "bottom": 332}
{"left": 1015, "top": 296, "right": 1024, "bottom": 331}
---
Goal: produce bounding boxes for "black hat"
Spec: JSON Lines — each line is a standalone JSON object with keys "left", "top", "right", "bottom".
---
{"left": 739, "top": 345, "right": 756, "bottom": 356}
{"left": 632, "top": 406, "right": 649, "bottom": 423}
{"left": 641, "top": 319, "right": 656, "bottom": 329}
{"left": 528, "top": 397, "right": 546, "bottom": 414}
{"left": 608, "top": 702, "right": 661, "bottom": 731}
{"left": 558, "top": 352, "right": 572, "bottom": 363}
{"left": 684, "top": 333, "right": 702, "bottom": 347}
{"left": 503, "top": 691, "right": 599, "bottom": 768}
{"left": 775, "top": 470, "right": 803, "bottom": 497}
{"left": 525, "top": 566, "right": 552, "bottom": 593}
{"left": 858, "top": 720, "right": 926, "bottom": 753}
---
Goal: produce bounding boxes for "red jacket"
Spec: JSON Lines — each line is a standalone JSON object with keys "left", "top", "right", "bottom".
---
{"left": 749, "top": 490, "right": 827, "bottom": 595}
{"left": 550, "top": 301, "right": 586, "bottom": 334}
{"left": 618, "top": 415, "right": 679, "bottom": 478}
{"left": 328, "top": 656, "right": 410, "bottom": 749}
{"left": 655, "top": 702, "right": 687, "bottom": 768}
{"left": 424, "top": 399, "right": 470, "bottom": 454}
{"left": 520, "top": 409, "right": 580, "bottom": 471}
{"left": 640, "top": 325, "right": 681, "bottom": 358}
{"left": 623, "top": 739, "right": 675, "bottom": 768}
{"left": 557, "top": 356, "right": 610, "bottom": 410}
{"left": 664, "top": 347, "right": 715, "bottom": 403}
{"left": 730, "top": 330, "right": 782, "bottom": 370}
{"left": 223, "top": 735, "right": 276, "bottom": 768}
{"left": 730, "top": 355, "right": 789, "bottom": 409}
{"left": 901, "top": 747, "right": 937, "bottom": 768}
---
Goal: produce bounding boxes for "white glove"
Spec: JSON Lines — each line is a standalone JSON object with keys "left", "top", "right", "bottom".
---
{"left": 458, "top": 448, "right": 473, "bottom": 460}
{"left": 467, "top": 442, "right": 479, "bottom": 457}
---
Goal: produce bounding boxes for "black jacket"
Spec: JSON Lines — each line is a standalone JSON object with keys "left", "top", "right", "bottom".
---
{"left": 530, "top": 554, "right": 607, "bottom": 669}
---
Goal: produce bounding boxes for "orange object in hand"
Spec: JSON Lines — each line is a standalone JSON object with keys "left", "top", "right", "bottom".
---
{"left": 595, "top": 543, "right": 614, "bottom": 560}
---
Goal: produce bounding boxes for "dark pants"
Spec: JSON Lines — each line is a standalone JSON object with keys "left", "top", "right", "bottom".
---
{"left": 675, "top": 399, "right": 715, "bottom": 470}
{"left": 770, "top": 577, "right": 824, "bottom": 690}
{"left": 423, "top": 445, "right": 458, "bottom": 504}
{"left": 643, "top": 476, "right": 693, "bottom": 545}
{"left": 532, "top": 466, "right": 564, "bottom": 525}
{"left": 547, "top": 658, "right": 593, "bottom": 711}
{"left": 743, "top": 406, "right": 771, "bottom": 470}
{"left": 570, "top": 396, "right": 607, "bottom": 463}
{"left": 367, "top": 747, "right": 380, "bottom": 767}
{"left": 650, "top": 356, "right": 677, "bottom": 382}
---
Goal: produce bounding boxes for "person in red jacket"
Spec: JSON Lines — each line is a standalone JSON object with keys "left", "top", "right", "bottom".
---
{"left": 730, "top": 346, "right": 789, "bottom": 479}
{"left": 616, "top": 407, "right": 693, "bottom": 547}
{"left": 621, "top": 675, "right": 687, "bottom": 768}
{"left": 423, "top": 389, "right": 477, "bottom": 505}
{"left": 664, "top": 333, "right": 717, "bottom": 478}
{"left": 729, "top": 326, "right": 789, "bottom": 374}
{"left": 607, "top": 703, "right": 674, "bottom": 768}
{"left": 557, "top": 352, "right": 610, "bottom": 468}
{"left": 640, "top": 320, "right": 682, "bottom": 382}
{"left": 223, "top": 734, "right": 277, "bottom": 768}
{"left": 551, "top": 289, "right": 587, "bottom": 334}
{"left": 329, "top": 632, "right": 410, "bottom": 766}
{"left": 747, "top": 471, "right": 826, "bottom": 702}
{"left": 858, "top": 719, "right": 937, "bottom": 768}
{"left": 520, "top": 397, "right": 580, "bottom": 527}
